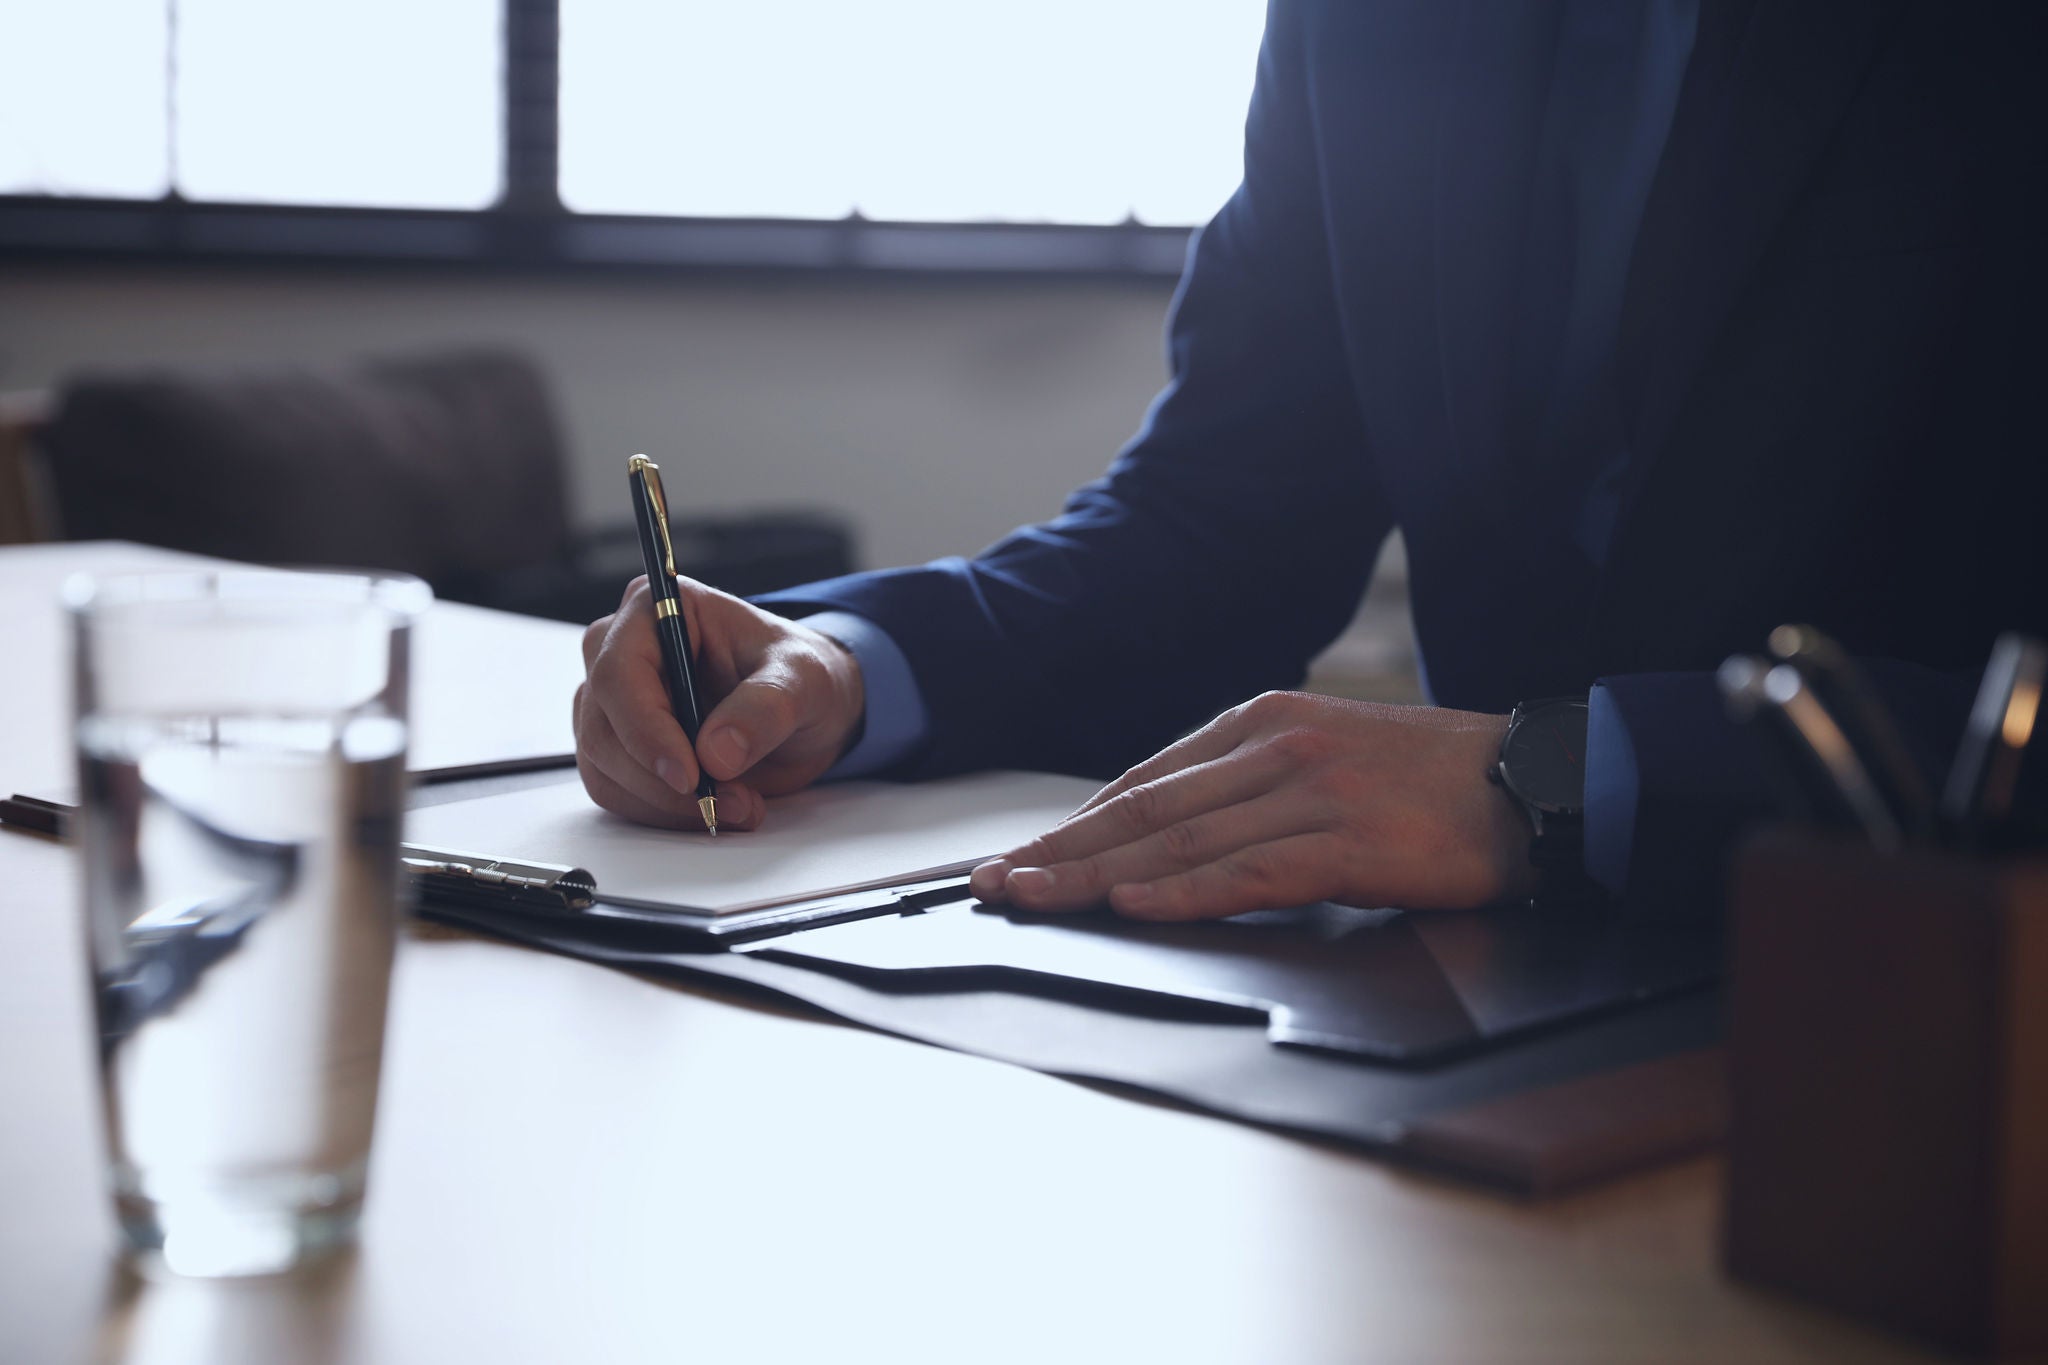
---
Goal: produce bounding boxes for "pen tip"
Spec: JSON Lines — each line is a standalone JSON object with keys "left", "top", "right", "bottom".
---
{"left": 698, "top": 794, "right": 719, "bottom": 837}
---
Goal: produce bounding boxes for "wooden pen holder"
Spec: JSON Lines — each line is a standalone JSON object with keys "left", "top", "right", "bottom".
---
{"left": 1724, "top": 831, "right": 2048, "bottom": 1357}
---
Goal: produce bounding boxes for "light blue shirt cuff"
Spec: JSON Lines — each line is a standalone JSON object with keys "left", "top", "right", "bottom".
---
{"left": 799, "top": 610, "right": 930, "bottom": 780}
{"left": 1582, "top": 681, "right": 1640, "bottom": 902}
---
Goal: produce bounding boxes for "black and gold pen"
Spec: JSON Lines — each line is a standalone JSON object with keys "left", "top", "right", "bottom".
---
{"left": 627, "top": 454, "right": 718, "bottom": 835}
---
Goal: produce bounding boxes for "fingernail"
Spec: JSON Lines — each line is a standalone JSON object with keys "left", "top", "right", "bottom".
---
{"left": 1114, "top": 883, "right": 1154, "bottom": 910}
{"left": 655, "top": 757, "right": 694, "bottom": 794}
{"left": 1007, "top": 867, "right": 1054, "bottom": 898}
{"left": 971, "top": 859, "right": 1011, "bottom": 897}
{"left": 703, "top": 728, "right": 748, "bottom": 776}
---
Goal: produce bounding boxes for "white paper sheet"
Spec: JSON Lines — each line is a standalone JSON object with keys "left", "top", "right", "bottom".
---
{"left": 408, "top": 598, "right": 584, "bottom": 777}
{"left": 403, "top": 771, "right": 1103, "bottom": 915}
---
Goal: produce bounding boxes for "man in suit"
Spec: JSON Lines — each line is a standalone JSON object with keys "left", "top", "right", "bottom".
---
{"left": 575, "top": 1, "right": 2046, "bottom": 920}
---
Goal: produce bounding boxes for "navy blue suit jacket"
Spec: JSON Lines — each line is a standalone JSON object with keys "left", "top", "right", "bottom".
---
{"left": 763, "top": 1, "right": 2048, "bottom": 916}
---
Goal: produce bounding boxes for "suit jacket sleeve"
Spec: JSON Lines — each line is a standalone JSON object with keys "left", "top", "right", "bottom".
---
{"left": 758, "top": 1, "right": 1393, "bottom": 780}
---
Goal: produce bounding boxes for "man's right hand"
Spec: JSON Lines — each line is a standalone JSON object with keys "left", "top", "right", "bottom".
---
{"left": 574, "top": 576, "right": 866, "bottom": 831}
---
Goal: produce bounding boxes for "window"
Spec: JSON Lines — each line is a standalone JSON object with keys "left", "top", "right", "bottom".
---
{"left": 559, "top": 0, "right": 1265, "bottom": 227}
{"left": 0, "top": 0, "right": 169, "bottom": 198}
{"left": 0, "top": 0, "right": 1268, "bottom": 268}
{"left": 0, "top": 0, "right": 500, "bottom": 208}
{"left": 172, "top": 0, "right": 501, "bottom": 209}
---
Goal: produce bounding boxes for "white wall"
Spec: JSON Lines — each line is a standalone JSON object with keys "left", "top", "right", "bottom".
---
{"left": 0, "top": 264, "right": 1178, "bottom": 571}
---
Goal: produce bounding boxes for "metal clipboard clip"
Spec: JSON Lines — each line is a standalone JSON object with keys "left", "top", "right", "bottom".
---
{"left": 402, "top": 845, "right": 597, "bottom": 913}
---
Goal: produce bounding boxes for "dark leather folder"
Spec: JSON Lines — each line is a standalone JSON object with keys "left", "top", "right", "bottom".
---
{"left": 421, "top": 890, "right": 1729, "bottom": 1193}
{"left": 746, "top": 896, "right": 1720, "bottom": 1065}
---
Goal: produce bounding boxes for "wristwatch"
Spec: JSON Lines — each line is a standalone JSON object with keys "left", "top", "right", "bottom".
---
{"left": 1488, "top": 696, "right": 1596, "bottom": 906}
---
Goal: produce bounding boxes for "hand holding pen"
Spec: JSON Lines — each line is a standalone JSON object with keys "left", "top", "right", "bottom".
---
{"left": 570, "top": 456, "right": 870, "bottom": 833}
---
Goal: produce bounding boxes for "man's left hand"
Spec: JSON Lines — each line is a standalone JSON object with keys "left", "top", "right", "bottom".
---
{"left": 968, "top": 692, "right": 1537, "bottom": 920}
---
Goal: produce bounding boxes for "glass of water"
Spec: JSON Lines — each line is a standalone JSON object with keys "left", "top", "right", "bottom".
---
{"left": 69, "top": 569, "right": 430, "bottom": 1278}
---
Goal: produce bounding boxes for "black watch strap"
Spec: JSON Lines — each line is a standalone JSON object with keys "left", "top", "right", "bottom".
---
{"left": 1493, "top": 697, "right": 1600, "bottom": 907}
{"left": 1524, "top": 806, "right": 1596, "bottom": 904}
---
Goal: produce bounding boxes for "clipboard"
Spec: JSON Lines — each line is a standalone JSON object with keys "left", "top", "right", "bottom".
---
{"left": 405, "top": 843, "right": 981, "bottom": 944}
{"left": 396, "top": 770, "right": 1102, "bottom": 927}
{"left": 8, "top": 769, "right": 1105, "bottom": 940}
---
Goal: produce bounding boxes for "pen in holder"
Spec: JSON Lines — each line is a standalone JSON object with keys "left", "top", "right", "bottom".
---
{"left": 1717, "top": 627, "right": 2048, "bottom": 1355}
{"left": 1723, "top": 830, "right": 2048, "bottom": 1357}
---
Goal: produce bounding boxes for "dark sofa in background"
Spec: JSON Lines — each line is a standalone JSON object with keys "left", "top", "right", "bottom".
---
{"left": 15, "top": 348, "right": 852, "bottom": 623}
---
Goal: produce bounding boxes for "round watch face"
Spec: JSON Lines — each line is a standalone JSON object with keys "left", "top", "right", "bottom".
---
{"left": 1499, "top": 698, "right": 1589, "bottom": 813}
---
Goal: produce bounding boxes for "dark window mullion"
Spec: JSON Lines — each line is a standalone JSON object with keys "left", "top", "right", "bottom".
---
{"left": 502, "top": 0, "right": 560, "bottom": 213}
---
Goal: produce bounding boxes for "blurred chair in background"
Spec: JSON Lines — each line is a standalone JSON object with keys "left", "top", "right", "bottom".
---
{"left": 0, "top": 391, "right": 55, "bottom": 545}
{"left": 41, "top": 349, "right": 574, "bottom": 587}
{"left": 0, "top": 349, "right": 851, "bottom": 623}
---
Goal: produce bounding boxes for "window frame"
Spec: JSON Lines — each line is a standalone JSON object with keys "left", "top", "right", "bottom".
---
{"left": 0, "top": 0, "right": 1204, "bottom": 279}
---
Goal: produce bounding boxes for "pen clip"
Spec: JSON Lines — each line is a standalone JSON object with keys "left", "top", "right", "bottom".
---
{"left": 629, "top": 454, "right": 679, "bottom": 579}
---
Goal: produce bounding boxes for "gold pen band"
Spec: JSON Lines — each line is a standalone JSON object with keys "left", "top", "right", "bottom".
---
{"left": 653, "top": 597, "right": 678, "bottom": 620}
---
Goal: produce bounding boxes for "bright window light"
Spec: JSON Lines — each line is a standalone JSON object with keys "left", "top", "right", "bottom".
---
{"left": 173, "top": 0, "right": 502, "bottom": 209}
{"left": 559, "top": 0, "right": 1267, "bottom": 226}
{"left": 4, "top": 1, "right": 1263, "bottom": 227}
{"left": 0, "top": 0, "right": 500, "bottom": 208}
{"left": 0, "top": 0, "right": 171, "bottom": 198}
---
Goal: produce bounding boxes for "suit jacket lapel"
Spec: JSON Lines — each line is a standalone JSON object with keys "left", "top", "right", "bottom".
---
{"left": 1430, "top": 2, "right": 1563, "bottom": 496}
{"left": 1617, "top": 0, "right": 1898, "bottom": 484}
